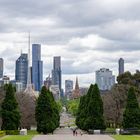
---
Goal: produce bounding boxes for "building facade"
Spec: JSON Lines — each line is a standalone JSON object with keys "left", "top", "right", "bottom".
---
{"left": 96, "top": 68, "right": 115, "bottom": 91}
{"left": 118, "top": 58, "right": 124, "bottom": 75}
{"left": 65, "top": 80, "right": 73, "bottom": 97}
{"left": 52, "top": 56, "right": 61, "bottom": 93}
{"left": 0, "top": 58, "right": 3, "bottom": 78}
{"left": 32, "top": 44, "right": 43, "bottom": 91}
{"left": 15, "top": 53, "right": 28, "bottom": 90}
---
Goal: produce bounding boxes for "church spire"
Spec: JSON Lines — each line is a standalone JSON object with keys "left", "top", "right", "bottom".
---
{"left": 72, "top": 77, "right": 80, "bottom": 99}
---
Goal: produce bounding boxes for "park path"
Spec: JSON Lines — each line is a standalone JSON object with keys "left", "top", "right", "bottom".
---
{"left": 32, "top": 134, "right": 114, "bottom": 140}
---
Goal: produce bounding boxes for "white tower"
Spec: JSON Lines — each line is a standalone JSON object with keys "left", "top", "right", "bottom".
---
{"left": 24, "top": 33, "right": 36, "bottom": 96}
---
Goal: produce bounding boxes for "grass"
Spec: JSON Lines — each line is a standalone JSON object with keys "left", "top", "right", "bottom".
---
{"left": 112, "top": 135, "right": 140, "bottom": 140}
{"left": 0, "top": 130, "right": 39, "bottom": 140}
{"left": 0, "top": 135, "right": 34, "bottom": 140}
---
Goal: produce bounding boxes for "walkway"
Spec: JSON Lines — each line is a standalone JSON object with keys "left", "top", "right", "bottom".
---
{"left": 32, "top": 134, "right": 114, "bottom": 140}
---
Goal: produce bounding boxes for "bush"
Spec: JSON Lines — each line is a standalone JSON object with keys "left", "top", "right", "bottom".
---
{"left": 0, "top": 131, "right": 6, "bottom": 137}
{"left": 5, "top": 130, "right": 20, "bottom": 135}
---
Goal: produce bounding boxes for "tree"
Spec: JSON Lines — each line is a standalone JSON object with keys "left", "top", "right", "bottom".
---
{"left": 35, "top": 86, "right": 59, "bottom": 134}
{"left": 122, "top": 87, "right": 140, "bottom": 129}
{"left": 1, "top": 84, "right": 21, "bottom": 130}
{"left": 76, "top": 84, "right": 106, "bottom": 130}
{"left": 84, "top": 84, "right": 106, "bottom": 130}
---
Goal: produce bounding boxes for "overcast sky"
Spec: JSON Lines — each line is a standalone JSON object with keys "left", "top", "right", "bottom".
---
{"left": 0, "top": 0, "right": 140, "bottom": 88}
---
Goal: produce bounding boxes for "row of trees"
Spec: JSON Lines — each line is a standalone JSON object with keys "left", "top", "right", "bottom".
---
{"left": 75, "top": 83, "right": 140, "bottom": 130}
{"left": 103, "top": 71, "right": 140, "bottom": 128}
{"left": 0, "top": 84, "right": 60, "bottom": 134}
{"left": 76, "top": 84, "right": 106, "bottom": 130}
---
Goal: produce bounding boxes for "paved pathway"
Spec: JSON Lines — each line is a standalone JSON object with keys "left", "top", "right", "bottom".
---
{"left": 32, "top": 135, "right": 114, "bottom": 140}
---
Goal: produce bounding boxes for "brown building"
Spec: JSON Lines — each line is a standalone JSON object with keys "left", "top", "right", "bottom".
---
{"left": 72, "top": 77, "right": 81, "bottom": 99}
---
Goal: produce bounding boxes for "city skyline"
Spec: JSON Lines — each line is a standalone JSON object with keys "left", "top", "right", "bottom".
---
{"left": 0, "top": 0, "right": 140, "bottom": 88}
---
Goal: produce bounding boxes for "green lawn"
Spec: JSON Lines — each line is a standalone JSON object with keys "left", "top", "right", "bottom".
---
{"left": 0, "top": 135, "right": 34, "bottom": 140}
{"left": 0, "top": 130, "right": 39, "bottom": 140}
{"left": 112, "top": 135, "right": 140, "bottom": 140}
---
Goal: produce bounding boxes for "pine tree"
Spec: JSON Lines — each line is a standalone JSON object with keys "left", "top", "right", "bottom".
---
{"left": 76, "top": 84, "right": 106, "bottom": 130}
{"left": 123, "top": 87, "right": 140, "bottom": 129}
{"left": 35, "top": 86, "right": 59, "bottom": 134}
{"left": 84, "top": 84, "right": 106, "bottom": 130}
{"left": 76, "top": 95, "right": 87, "bottom": 129}
{"left": 1, "top": 84, "right": 21, "bottom": 130}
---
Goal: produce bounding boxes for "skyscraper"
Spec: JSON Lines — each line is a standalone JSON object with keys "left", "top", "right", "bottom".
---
{"left": 65, "top": 80, "right": 73, "bottom": 97}
{"left": 119, "top": 58, "right": 124, "bottom": 75}
{"left": 52, "top": 56, "right": 61, "bottom": 92}
{"left": 0, "top": 58, "right": 3, "bottom": 78}
{"left": 32, "top": 44, "right": 43, "bottom": 91}
{"left": 96, "top": 68, "right": 115, "bottom": 91}
{"left": 15, "top": 53, "right": 28, "bottom": 89}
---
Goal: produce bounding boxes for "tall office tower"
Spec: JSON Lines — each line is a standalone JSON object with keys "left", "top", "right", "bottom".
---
{"left": 119, "top": 58, "right": 124, "bottom": 75}
{"left": 15, "top": 53, "right": 28, "bottom": 90}
{"left": 32, "top": 44, "right": 43, "bottom": 91}
{"left": 0, "top": 58, "right": 3, "bottom": 78}
{"left": 52, "top": 56, "right": 61, "bottom": 92}
{"left": 96, "top": 68, "right": 115, "bottom": 91}
{"left": 65, "top": 80, "right": 73, "bottom": 97}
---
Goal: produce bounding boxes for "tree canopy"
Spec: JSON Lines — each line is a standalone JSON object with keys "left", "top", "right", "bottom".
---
{"left": 1, "top": 84, "right": 21, "bottom": 130}
{"left": 35, "top": 86, "right": 60, "bottom": 134}
{"left": 76, "top": 84, "right": 106, "bottom": 130}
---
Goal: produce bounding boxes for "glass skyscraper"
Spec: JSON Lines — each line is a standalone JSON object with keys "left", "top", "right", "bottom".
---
{"left": 0, "top": 58, "right": 3, "bottom": 78}
{"left": 32, "top": 44, "right": 43, "bottom": 91}
{"left": 52, "top": 56, "right": 61, "bottom": 92}
{"left": 119, "top": 58, "right": 124, "bottom": 75}
{"left": 15, "top": 53, "right": 28, "bottom": 89}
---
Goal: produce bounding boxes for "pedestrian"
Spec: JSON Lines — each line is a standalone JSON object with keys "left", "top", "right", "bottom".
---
{"left": 73, "top": 130, "right": 75, "bottom": 136}
{"left": 75, "top": 131, "right": 78, "bottom": 136}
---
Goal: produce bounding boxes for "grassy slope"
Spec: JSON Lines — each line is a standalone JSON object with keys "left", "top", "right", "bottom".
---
{"left": 112, "top": 135, "right": 140, "bottom": 140}
{"left": 1, "top": 135, "right": 34, "bottom": 140}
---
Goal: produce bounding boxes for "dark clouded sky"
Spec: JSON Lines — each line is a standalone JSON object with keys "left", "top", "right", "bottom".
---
{"left": 0, "top": 0, "right": 140, "bottom": 88}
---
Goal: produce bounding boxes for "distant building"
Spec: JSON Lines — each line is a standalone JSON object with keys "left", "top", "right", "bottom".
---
{"left": 0, "top": 58, "right": 3, "bottom": 78}
{"left": 72, "top": 77, "right": 81, "bottom": 99}
{"left": 119, "top": 58, "right": 124, "bottom": 75}
{"left": 15, "top": 53, "right": 28, "bottom": 90}
{"left": 96, "top": 68, "right": 115, "bottom": 91}
{"left": 32, "top": 44, "right": 43, "bottom": 91}
{"left": 79, "top": 87, "right": 88, "bottom": 96}
{"left": 11, "top": 80, "right": 24, "bottom": 92}
{"left": 52, "top": 56, "right": 61, "bottom": 93}
{"left": 44, "top": 75, "right": 52, "bottom": 89}
{"left": 0, "top": 75, "right": 10, "bottom": 86}
{"left": 65, "top": 80, "right": 73, "bottom": 98}
{"left": 50, "top": 85, "right": 60, "bottom": 100}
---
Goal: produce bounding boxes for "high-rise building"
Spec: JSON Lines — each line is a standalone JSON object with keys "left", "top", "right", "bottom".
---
{"left": 15, "top": 53, "right": 28, "bottom": 90}
{"left": 32, "top": 44, "right": 43, "bottom": 91}
{"left": 0, "top": 58, "right": 3, "bottom": 78}
{"left": 52, "top": 56, "right": 61, "bottom": 92}
{"left": 65, "top": 80, "right": 73, "bottom": 97}
{"left": 96, "top": 68, "right": 115, "bottom": 91}
{"left": 119, "top": 58, "right": 124, "bottom": 75}
{"left": 44, "top": 75, "right": 52, "bottom": 89}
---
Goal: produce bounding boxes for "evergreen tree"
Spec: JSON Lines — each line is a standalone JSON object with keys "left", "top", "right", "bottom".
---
{"left": 76, "top": 84, "right": 106, "bottom": 130}
{"left": 35, "top": 86, "right": 59, "bottom": 134}
{"left": 76, "top": 95, "right": 87, "bottom": 129}
{"left": 123, "top": 87, "right": 140, "bottom": 129}
{"left": 84, "top": 84, "right": 106, "bottom": 130}
{"left": 1, "top": 84, "right": 21, "bottom": 130}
